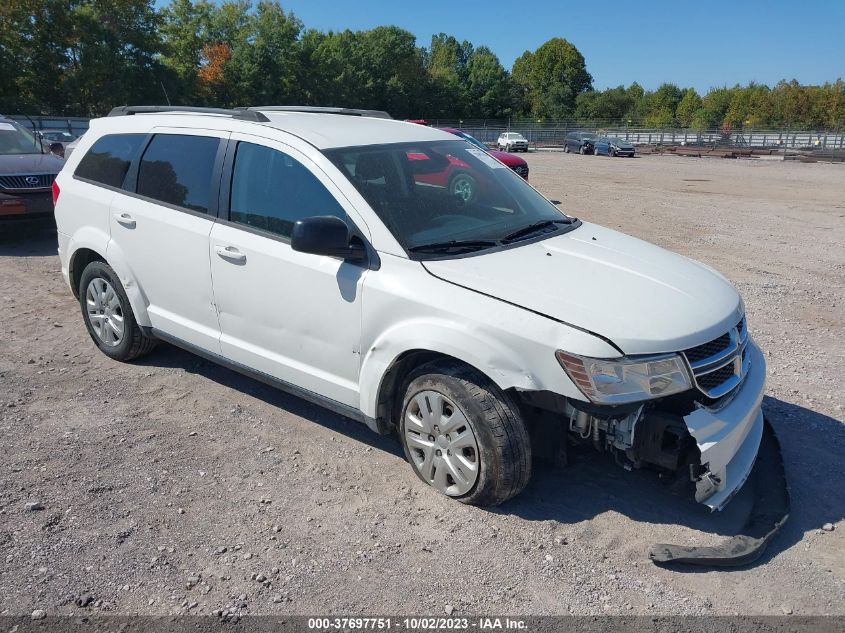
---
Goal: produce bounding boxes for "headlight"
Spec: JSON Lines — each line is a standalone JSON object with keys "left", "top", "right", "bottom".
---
{"left": 556, "top": 351, "right": 692, "bottom": 404}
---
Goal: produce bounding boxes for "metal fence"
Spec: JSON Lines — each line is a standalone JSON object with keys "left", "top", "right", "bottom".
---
{"left": 430, "top": 120, "right": 845, "bottom": 151}
{"left": 6, "top": 115, "right": 90, "bottom": 138}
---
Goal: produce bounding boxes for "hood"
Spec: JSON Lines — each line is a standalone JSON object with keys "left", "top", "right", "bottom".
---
{"left": 423, "top": 222, "right": 743, "bottom": 355}
{"left": 0, "top": 152, "right": 64, "bottom": 176}
{"left": 489, "top": 149, "right": 527, "bottom": 168}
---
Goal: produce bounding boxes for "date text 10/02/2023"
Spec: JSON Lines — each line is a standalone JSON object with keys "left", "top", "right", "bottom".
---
{"left": 307, "top": 617, "right": 529, "bottom": 630}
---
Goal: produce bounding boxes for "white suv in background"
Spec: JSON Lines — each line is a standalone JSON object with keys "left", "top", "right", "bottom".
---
{"left": 54, "top": 105, "right": 767, "bottom": 512}
{"left": 497, "top": 132, "right": 529, "bottom": 152}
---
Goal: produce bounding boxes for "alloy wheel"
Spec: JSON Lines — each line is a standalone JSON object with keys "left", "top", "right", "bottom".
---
{"left": 85, "top": 277, "right": 125, "bottom": 347}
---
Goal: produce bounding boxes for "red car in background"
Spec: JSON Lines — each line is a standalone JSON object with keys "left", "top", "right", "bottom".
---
{"left": 439, "top": 127, "right": 529, "bottom": 181}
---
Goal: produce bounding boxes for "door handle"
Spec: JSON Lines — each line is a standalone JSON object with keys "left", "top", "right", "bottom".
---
{"left": 215, "top": 245, "right": 246, "bottom": 263}
{"left": 113, "top": 212, "right": 136, "bottom": 229}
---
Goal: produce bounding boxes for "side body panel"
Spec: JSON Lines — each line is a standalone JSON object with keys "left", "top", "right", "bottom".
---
{"left": 209, "top": 131, "right": 372, "bottom": 407}
{"left": 357, "top": 254, "right": 621, "bottom": 419}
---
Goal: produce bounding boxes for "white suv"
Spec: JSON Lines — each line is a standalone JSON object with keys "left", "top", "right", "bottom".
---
{"left": 497, "top": 132, "right": 529, "bottom": 152}
{"left": 54, "top": 105, "right": 766, "bottom": 510}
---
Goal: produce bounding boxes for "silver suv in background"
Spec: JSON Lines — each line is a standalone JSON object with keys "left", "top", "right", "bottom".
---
{"left": 497, "top": 132, "right": 529, "bottom": 152}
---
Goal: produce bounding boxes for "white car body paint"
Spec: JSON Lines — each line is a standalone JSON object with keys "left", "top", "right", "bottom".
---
{"left": 54, "top": 109, "right": 768, "bottom": 510}
{"left": 425, "top": 222, "right": 744, "bottom": 356}
{"left": 684, "top": 341, "right": 766, "bottom": 510}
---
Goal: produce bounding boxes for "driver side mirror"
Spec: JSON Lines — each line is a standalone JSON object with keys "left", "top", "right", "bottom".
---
{"left": 291, "top": 215, "right": 367, "bottom": 262}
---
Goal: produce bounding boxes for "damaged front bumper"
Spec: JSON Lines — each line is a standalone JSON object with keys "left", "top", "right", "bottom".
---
{"left": 684, "top": 340, "right": 767, "bottom": 510}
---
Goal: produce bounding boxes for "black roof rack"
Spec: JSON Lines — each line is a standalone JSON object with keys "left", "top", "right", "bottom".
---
{"left": 107, "top": 106, "right": 270, "bottom": 123}
{"left": 245, "top": 106, "right": 392, "bottom": 120}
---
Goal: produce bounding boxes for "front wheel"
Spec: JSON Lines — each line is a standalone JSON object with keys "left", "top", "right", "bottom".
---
{"left": 563, "top": 144, "right": 570, "bottom": 153}
{"left": 399, "top": 361, "right": 532, "bottom": 506}
{"left": 579, "top": 145, "right": 587, "bottom": 155}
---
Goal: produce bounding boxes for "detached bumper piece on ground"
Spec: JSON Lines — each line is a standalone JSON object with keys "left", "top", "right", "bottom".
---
{"left": 649, "top": 418, "right": 789, "bottom": 567}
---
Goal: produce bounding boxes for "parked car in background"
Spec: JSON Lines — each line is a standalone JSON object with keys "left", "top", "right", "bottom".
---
{"left": 440, "top": 128, "right": 529, "bottom": 180}
{"left": 594, "top": 136, "right": 636, "bottom": 157}
{"left": 564, "top": 131, "right": 598, "bottom": 154}
{"left": 40, "top": 130, "right": 78, "bottom": 145}
{"left": 0, "top": 116, "right": 64, "bottom": 220}
{"left": 497, "top": 132, "right": 529, "bottom": 152}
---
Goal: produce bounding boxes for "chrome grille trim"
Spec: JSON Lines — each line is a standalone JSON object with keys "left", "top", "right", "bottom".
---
{"left": 682, "top": 316, "right": 749, "bottom": 399}
{"left": 0, "top": 173, "right": 56, "bottom": 190}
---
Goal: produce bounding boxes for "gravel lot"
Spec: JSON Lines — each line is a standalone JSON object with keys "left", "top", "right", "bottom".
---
{"left": 1, "top": 153, "right": 843, "bottom": 618}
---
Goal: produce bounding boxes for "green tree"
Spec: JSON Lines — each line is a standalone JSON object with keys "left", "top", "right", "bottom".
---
{"left": 675, "top": 88, "right": 702, "bottom": 127}
{"left": 63, "top": 0, "right": 169, "bottom": 115}
{"left": 465, "top": 46, "right": 514, "bottom": 119}
{"left": 511, "top": 38, "right": 592, "bottom": 120}
{"left": 574, "top": 85, "right": 635, "bottom": 122}
{"left": 424, "top": 34, "right": 473, "bottom": 117}
{"left": 221, "top": 1, "right": 303, "bottom": 107}
{"left": 159, "top": 0, "right": 215, "bottom": 101}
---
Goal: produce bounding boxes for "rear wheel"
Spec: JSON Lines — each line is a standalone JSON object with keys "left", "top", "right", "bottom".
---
{"left": 79, "top": 261, "right": 156, "bottom": 361}
{"left": 399, "top": 361, "right": 532, "bottom": 506}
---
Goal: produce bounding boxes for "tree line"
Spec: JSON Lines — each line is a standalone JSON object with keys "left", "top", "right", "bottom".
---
{"left": 1, "top": 0, "right": 843, "bottom": 130}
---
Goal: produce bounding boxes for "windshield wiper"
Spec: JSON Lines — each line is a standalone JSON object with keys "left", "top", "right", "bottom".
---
{"left": 502, "top": 219, "right": 573, "bottom": 243}
{"left": 408, "top": 239, "right": 499, "bottom": 254}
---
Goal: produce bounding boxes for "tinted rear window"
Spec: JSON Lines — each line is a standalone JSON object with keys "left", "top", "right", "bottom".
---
{"left": 75, "top": 134, "right": 146, "bottom": 188}
{"left": 136, "top": 134, "right": 220, "bottom": 213}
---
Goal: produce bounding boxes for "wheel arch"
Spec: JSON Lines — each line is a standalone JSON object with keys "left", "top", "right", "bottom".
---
{"left": 69, "top": 247, "right": 106, "bottom": 299}
{"left": 360, "top": 319, "right": 541, "bottom": 432}
{"left": 66, "top": 228, "right": 151, "bottom": 327}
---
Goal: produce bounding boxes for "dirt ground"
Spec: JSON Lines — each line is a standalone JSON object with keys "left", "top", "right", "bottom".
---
{"left": 1, "top": 153, "right": 843, "bottom": 618}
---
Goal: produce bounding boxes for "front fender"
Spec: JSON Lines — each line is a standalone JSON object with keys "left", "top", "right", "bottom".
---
{"left": 359, "top": 317, "right": 550, "bottom": 419}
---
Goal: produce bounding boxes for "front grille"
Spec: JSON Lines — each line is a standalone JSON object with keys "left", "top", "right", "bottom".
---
{"left": 682, "top": 316, "right": 749, "bottom": 399}
{"left": 684, "top": 332, "right": 732, "bottom": 364}
{"left": 0, "top": 174, "right": 55, "bottom": 190}
{"left": 697, "top": 363, "right": 736, "bottom": 391}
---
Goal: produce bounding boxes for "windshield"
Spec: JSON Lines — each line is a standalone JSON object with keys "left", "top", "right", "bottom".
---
{"left": 582, "top": 133, "right": 598, "bottom": 141}
{"left": 609, "top": 137, "right": 628, "bottom": 144}
{"left": 0, "top": 120, "right": 41, "bottom": 155}
{"left": 325, "top": 140, "right": 578, "bottom": 258}
{"left": 506, "top": 133, "right": 526, "bottom": 140}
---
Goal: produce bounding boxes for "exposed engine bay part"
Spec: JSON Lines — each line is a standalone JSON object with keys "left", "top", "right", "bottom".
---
{"left": 556, "top": 342, "right": 768, "bottom": 511}
{"left": 648, "top": 418, "right": 789, "bottom": 566}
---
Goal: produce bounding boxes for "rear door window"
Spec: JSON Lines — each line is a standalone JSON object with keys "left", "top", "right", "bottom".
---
{"left": 136, "top": 134, "right": 220, "bottom": 213}
{"left": 74, "top": 134, "right": 146, "bottom": 188}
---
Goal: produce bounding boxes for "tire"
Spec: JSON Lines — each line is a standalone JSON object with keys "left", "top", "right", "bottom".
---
{"left": 78, "top": 260, "right": 157, "bottom": 361}
{"left": 448, "top": 171, "right": 477, "bottom": 204}
{"left": 579, "top": 145, "right": 587, "bottom": 155}
{"left": 398, "top": 360, "right": 532, "bottom": 506}
{"left": 563, "top": 144, "right": 570, "bottom": 153}
{"left": 610, "top": 148, "right": 617, "bottom": 157}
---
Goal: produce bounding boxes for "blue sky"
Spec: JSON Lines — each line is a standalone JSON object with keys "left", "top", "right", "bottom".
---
{"left": 157, "top": 0, "right": 845, "bottom": 93}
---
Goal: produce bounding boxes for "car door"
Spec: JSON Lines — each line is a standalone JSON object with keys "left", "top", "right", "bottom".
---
{"left": 208, "top": 133, "right": 368, "bottom": 407}
{"left": 108, "top": 128, "right": 227, "bottom": 352}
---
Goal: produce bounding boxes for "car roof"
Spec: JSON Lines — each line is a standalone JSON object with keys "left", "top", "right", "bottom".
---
{"left": 257, "top": 111, "right": 453, "bottom": 149}
{"left": 97, "top": 107, "right": 455, "bottom": 150}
